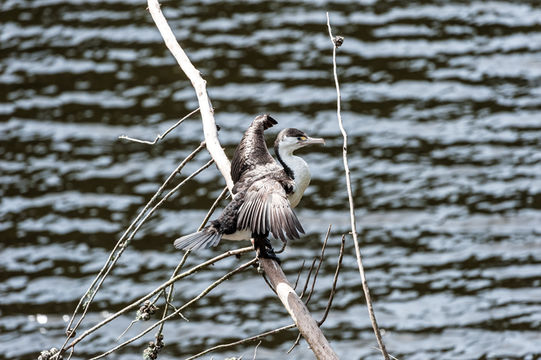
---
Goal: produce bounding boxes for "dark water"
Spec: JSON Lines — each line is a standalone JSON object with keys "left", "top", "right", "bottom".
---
{"left": 2, "top": 0, "right": 541, "bottom": 359}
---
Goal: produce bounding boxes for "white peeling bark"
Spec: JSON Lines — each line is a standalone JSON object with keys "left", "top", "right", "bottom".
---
{"left": 147, "top": 0, "right": 234, "bottom": 194}
{"left": 261, "top": 258, "right": 339, "bottom": 360}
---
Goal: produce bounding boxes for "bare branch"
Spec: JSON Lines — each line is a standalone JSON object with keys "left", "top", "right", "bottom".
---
{"left": 252, "top": 340, "right": 262, "bottom": 360}
{"left": 156, "top": 250, "right": 192, "bottom": 341}
{"left": 319, "top": 234, "right": 345, "bottom": 325}
{"left": 147, "top": 0, "right": 234, "bottom": 194}
{"left": 299, "top": 258, "right": 317, "bottom": 299}
{"left": 326, "top": 12, "right": 390, "bottom": 360}
{"left": 305, "top": 224, "right": 332, "bottom": 304}
{"left": 184, "top": 324, "right": 296, "bottom": 360}
{"left": 198, "top": 186, "right": 228, "bottom": 231}
{"left": 293, "top": 260, "right": 306, "bottom": 291}
{"left": 58, "top": 143, "right": 207, "bottom": 356}
{"left": 88, "top": 259, "right": 257, "bottom": 360}
{"left": 63, "top": 246, "right": 252, "bottom": 351}
{"left": 119, "top": 108, "right": 200, "bottom": 145}
{"left": 258, "top": 258, "right": 339, "bottom": 360}
{"left": 288, "top": 225, "right": 332, "bottom": 354}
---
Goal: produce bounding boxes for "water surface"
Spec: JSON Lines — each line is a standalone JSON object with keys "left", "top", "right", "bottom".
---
{"left": 1, "top": 0, "right": 541, "bottom": 359}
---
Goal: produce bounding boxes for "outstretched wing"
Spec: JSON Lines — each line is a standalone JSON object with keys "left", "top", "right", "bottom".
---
{"left": 237, "top": 179, "right": 304, "bottom": 242}
{"left": 231, "top": 114, "right": 278, "bottom": 184}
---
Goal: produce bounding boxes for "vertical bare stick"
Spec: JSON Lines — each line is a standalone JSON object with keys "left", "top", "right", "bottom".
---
{"left": 326, "top": 12, "right": 390, "bottom": 360}
{"left": 147, "top": 0, "right": 234, "bottom": 194}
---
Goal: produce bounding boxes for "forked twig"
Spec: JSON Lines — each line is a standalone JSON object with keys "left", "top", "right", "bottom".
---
{"left": 57, "top": 143, "right": 207, "bottom": 357}
{"left": 299, "top": 258, "right": 318, "bottom": 299}
{"left": 305, "top": 225, "right": 332, "bottom": 304}
{"left": 293, "top": 260, "right": 306, "bottom": 290}
{"left": 288, "top": 225, "right": 332, "bottom": 353}
{"left": 88, "top": 259, "right": 257, "bottom": 360}
{"left": 119, "top": 108, "right": 200, "bottom": 144}
{"left": 63, "top": 246, "right": 253, "bottom": 352}
{"left": 326, "top": 12, "right": 390, "bottom": 360}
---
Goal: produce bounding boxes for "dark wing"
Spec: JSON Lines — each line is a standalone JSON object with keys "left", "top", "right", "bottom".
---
{"left": 237, "top": 178, "right": 304, "bottom": 243}
{"left": 231, "top": 114, "right": 278, "bottom": 184}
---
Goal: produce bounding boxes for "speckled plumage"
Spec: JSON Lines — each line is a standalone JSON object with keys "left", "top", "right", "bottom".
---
{"left": 174, "top": 114, "right": 312, "bottom": 251}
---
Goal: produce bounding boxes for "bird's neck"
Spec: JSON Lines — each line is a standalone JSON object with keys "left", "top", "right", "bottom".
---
{"left": 276, "top": 144, "right": 306, "bottom": 178}
{"left": 275, "top": 144, "right": 295, "bottom": 179}
{"left": 275, "top": 144, "right": 311, "bottom": 200}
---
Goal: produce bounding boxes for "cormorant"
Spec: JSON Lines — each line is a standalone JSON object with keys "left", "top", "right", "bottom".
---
{"left": 174, "top": 114, "right": 324, "bottom": 259}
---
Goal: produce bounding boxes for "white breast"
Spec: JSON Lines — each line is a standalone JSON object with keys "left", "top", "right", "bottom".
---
{"left": 287, "top": 156, "right": 311, "bottom": 208}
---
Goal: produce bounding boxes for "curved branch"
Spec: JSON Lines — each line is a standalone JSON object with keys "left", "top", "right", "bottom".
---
{"left": 147, "top": 0, "right": 234, "bottom": 194}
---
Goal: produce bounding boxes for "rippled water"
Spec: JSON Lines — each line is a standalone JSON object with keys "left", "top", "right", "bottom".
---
{"left": 2, "top": 0, "right": 541, "bottom": 359}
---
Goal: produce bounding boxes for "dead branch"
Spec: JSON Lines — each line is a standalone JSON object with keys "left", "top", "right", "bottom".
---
{"left": 185, "top": 324, "right": 296, "bottom": 360}
{"left": 319, "top": 235, "right": 345, "bottom": 326}
{"left": 288, "top": 225, "right": 332, "bottom": 353}
{"left": 258, "top": 258, "right": 339, "bottom": 360}
{"left": 326, "top": 12, "right": 390, "bottom": 360}
{"left": 147, "top": 0, "right": 234, "bottom": 194}
{"left": 63, "top": 246, "right": 252, "bottom": 352}
{"left": 190, "top": 233, "right": 346, "bottom": 359}
{"left": 156, "top": 250, "right": 191, "bottom": 339}
{"left": 88, "top": 259, "right": 257, "bottom": 360}
{"left": 305, "top": 225, "right": 332, "bottom": 304}
{"left": 58, "top": 143, "right": 208, "bottom": 356}
{"left": 119, "top": 107, "right": 200, "bottom": 144}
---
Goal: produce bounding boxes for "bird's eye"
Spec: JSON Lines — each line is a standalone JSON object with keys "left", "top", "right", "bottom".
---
{"left": 297, "top": 136, "right": 307, "bottom": 141}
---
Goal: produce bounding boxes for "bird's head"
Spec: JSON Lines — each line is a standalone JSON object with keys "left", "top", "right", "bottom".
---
{"left": 274, "top": 128, "right": 325, "bottom": 155}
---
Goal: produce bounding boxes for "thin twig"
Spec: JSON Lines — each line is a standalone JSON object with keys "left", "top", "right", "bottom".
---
{"left": 184, "top": 324, "right": 297, "bottom": 360}
{"left": 198, "top": 186, "right": 228, "bottom": 231}
{"left": 88, "top": 259, "right": 257, "bottom": 360}
{"left": 260, "top": 271, "right": 277, "bottom": 295}
{"left": 156, "top": 250, "right": 191, "bottom": 339}
{"left": 288, "top": 225, "right": 332, "bottom": 353}
{"left": 116, "top": 319, "right": 138, "bottom": 341}
{"left": 58, "top": 143, "right": 206, "bottom": 356}
{"left": 305, "top": 224, "right": 332, "bottom": 304}
{"left": 287, "top": 333, "right": 302, "bottom": 354}
{"left": 319, "top": 234, "right": 345, "bottom": 325}
{"left": 327, "top": 12, "right": 389, "bottom": 359}
{"left": 293, "top": 260, "right": 306, "bottom": 291}
{"left": 252, "top": 340, "right": 262, "bottom": 360}
{"left": 119, "top": 108, "right": 200, "bottom": 144}
{"left": 299, "top": 258, "right": 317, "bottom": 299}
{"left": 64, "top": 246, "right": 253, "bottom": 351}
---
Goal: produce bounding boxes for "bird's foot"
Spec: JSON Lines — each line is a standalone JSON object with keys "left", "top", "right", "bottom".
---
{"left": 252, "top": 237, "right": 281, "bottom": 265}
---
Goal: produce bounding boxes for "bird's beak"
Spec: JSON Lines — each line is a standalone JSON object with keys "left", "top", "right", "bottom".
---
{"left": 305, "top": 137, "right": 325, "bottom": 145}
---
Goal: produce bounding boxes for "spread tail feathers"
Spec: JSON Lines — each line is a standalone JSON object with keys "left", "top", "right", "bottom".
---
{"left": 174, "top": 227, "right": 222, "bottom": 251}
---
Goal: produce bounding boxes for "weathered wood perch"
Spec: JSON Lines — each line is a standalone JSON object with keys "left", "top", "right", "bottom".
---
{"left": 260, "top": 258, "right": 339, "bottom": 359}
{"left": 147, "top": 0, "right": 339, "bottom": 358}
